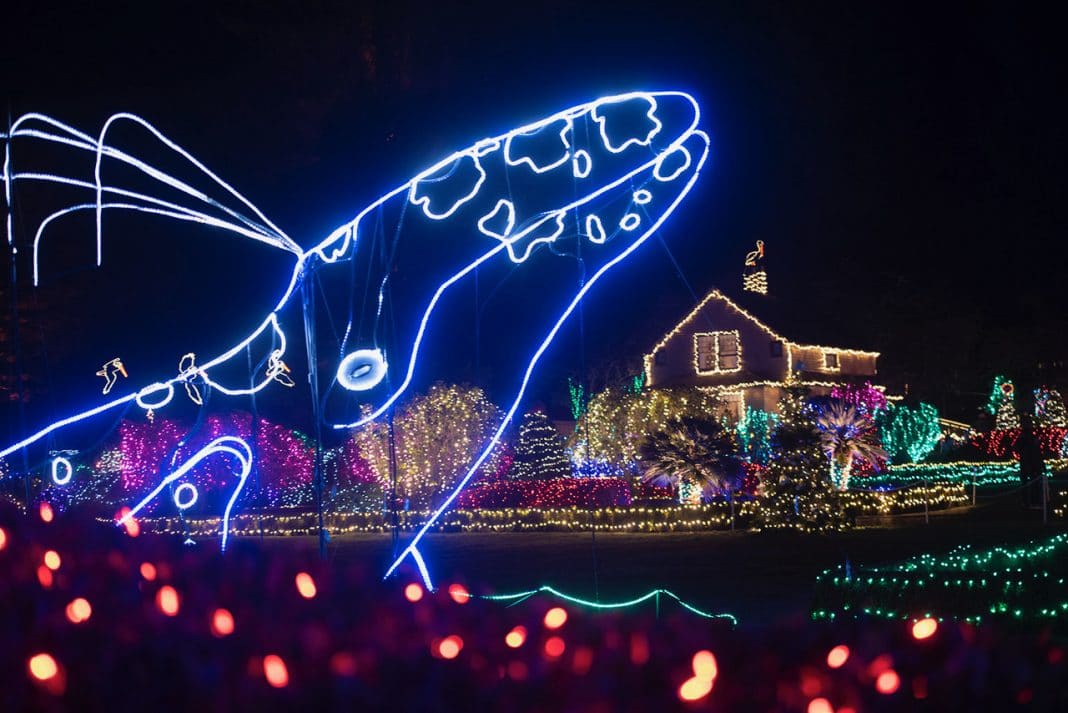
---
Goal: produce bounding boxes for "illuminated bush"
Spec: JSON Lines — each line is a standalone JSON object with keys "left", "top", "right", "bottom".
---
{"left": 352, "top": 383, "right": 504, "bottom": 510}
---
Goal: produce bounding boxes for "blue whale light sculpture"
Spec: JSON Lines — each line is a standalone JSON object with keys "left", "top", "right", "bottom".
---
{"left": 1, "top": 91, "right": 710, "bottom": 587}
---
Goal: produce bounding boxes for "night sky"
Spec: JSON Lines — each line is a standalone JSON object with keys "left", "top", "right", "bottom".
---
{"left": 1, "top": 1, "right": 1064, "bottom": 429}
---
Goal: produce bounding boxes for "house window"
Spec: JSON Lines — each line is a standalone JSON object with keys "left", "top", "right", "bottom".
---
{"left": 717, "top": 331, "right": 739, "bottom": 370}
{"left": 824, "top": 351, "right": 839, "bottom": 370}
{"left": 769, "top": 340, "right": 783, "bottom": 358}
{"left": 694, "top": 331, "right": 743, "bottom": 374}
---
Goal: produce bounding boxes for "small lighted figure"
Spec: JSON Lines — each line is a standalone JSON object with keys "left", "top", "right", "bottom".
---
{"left": 178, "top": 353, "right": 203, "bottom": 405}
{"left": 95, "top": 358, "right": 127, "bottom": 394}
{"left": 744, "top": 239, "right": 765, "bottom": 267}
{"left": 742, "top": 240, "right": 767, "bottom": 294}
{"left": 266, "top": 351, "right": 295, "bottom": 388}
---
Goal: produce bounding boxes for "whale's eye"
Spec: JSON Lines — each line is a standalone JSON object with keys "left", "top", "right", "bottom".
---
{"left": 337, "top": 349, "right": 388, "bottom": 391}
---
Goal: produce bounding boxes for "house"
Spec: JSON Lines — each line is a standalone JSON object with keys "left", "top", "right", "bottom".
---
{"left": 643, "top": 288, "right": 879, "bottom": 419}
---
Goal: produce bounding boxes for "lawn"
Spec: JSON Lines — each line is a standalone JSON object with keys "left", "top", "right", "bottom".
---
{"left": 257, "top": 499, "right": 1065, "bottom": 627}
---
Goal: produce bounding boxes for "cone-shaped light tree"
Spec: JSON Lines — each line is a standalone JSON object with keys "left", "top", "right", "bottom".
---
{"left": 509, "top": 410, "right": 573, "bottom": 480}
{"left": 759, "top": 388, "right": 851, "bottom": 532}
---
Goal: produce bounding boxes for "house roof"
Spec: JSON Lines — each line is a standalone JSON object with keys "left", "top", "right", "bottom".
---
{"left": 644, "top": 286, "right": 880, "bottom": 365}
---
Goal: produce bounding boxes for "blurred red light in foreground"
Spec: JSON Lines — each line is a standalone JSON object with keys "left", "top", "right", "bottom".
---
{"left": 157, "top": 586, "right": 180, "bottom": 616}
{"left": 330, "top": 651, "right": 358, "bottom": 677}
{"left": 139, "top": 562, "right": 157, "bottom": 581}
{"left": 404, "top": 583, "right": 424, "bottom": 602}
{"left": 826, "top": 645, "right": 850, "bottom": 669}
{"left": 544, "top": 636, "right": 566, "bottom": 658}
{"left": 876, "top": 670, "right": 901, "bottom": 694}
{"left": 37, "top": 565, "right": 54, "bottom": 588}
{"left": 439, "top": 635, "right": 464, "bottom": 659}
{"left": 630, "top": 632, "right": 650, "bottom": 665}
{"left": 28, "top": 653, "right": 58, "bottom": 681}
{"left": 678, "top": 676, "right": 713, "bottom": 702}
{"left": 505, "top": 626, "right": 527, "bottom": 648}
{"left": 692, "top": 650, "right": 718, "bottom": 682}
{"left": 807, "top": 698, "right": 833, "bottom": 713}
{"left": 211, "top": 608, "right": 235, "bottom": 637}
{"left": 448, "top": 584, "right": 469, "bottom": 604}
{"left": 116, "top": 507, "right": 139, "bottom": 536}
{"left": 544, "top": 607, "right": 568, "bottom": 629}
{"left": 263, "top": 655, "right": 289, "bottom": 687}
{"left": 66, "top": 598, "right": 92, "bottom": 624}
{"left": 572, "top": 646, "right": 594, "bottom": 675}
{"left": 43, "top": 550, "right": 61, "bottom": 571}
{"left": 39, "top": 502, "right": 54, "bottom": 523}
{"left": 0, "top": 526, "right": 7, "bottom": 550}
{"left": 295, "top": 572, "right": 317, "bottom": 599}
{"left": 912, "top": 617, "right": 938, "bottom": 640}
{"left": 867, "top": 654, "right": 892, "bottom": 677}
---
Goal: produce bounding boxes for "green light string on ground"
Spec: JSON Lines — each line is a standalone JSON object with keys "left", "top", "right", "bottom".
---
{"left": 811, "top": 533, "right": 1068, "bottom": 626}
{"left": 467, "top": 586, "right": 738, "bottom": 625}
{"left": 855, "top": 459, "right": 1067, "bottom": 491}
{"left": 858, "top": 461, "right": 1021, "bottom": 490}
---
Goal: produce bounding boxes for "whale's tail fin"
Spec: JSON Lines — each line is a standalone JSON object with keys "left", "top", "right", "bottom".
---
{"left": 2, "top": 112, "right": 299, "bottom": 287}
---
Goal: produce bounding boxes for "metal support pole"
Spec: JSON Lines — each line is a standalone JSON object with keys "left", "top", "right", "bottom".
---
{"left": 388, "top": 407, "right": 399, "bottom": 558}
{"left": 300, "top": 276, "right": 327, "bottom": 559}
{"left": 1042, "top": 472, "right": 1048, "bottom": 525}
{"left": 972, "top": 474, "right": 977, "bottom": 506}
{"left": 924, "top": 477, "right": 929, "bottom": 525}
{"left": 729, "top": 488, "right": 735, "bottom": 531}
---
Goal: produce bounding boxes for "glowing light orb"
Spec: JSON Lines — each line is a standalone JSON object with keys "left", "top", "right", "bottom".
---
{"left": 692, "top": 650, "right": 718, "bottom": 682}
{"left": 139, "top": 562, "right": 157, "bottom": 580}
{"left": 117, "top": 507, "right": 140, "bottom": 537}
{"left": 678, "top": 675, "right": 713, "bottom": 702}
{"left": 39, "top": 502, "right": 54, "bottom": 523}
{"left": 876, "top": 670, "right": 901, "bottom": 695}
{"left": 505, "top": 626, "right": 527, "bottom": 648}
{"left": 438, "top": 635, "right": 463, "bottom": 659}
{"left": 330, "top": 652, "right": 358, "bottom": 677}
{"left": 28, "top": 653, "right": 59, "bottom": 681}
{"left": 37, "top": 565, "right": 54, "bottom": 588}
{"left": 211, "top": 608, "right": 235, "bottom": 637}
{"left": 263, "top": 655, "right": 289, "bottom": 687}
{"left": 404, "top": 583, "right": 424, "bottom": 602}
{"left": 448, "top": 583, "right": 469, "bottom": 604}
{"left": 43, "top": 550, "right": 61, "bottom": 571}
{"left": 826, "top": 644, "right": 850, "bottom": 668}
{"left": 911, "top": 617, "right": 938, "bottom": 640}
{"left": 156, "top": 585, "right": 180, "bottom": 616}
{"left": 543, "top": 607, "right": 568, "bottom": 629}
{"left": 807, "top": 698, "right": 833, "bottom": 713}
{"left": 544, "top": 636, "right": 566, "bottom": 658}
{"left": 294, "top": 572, "right": 317, "bottom": 599}
{"left": 0, "top": 526, "right": 6, "bottom": 550}
{"left": 65, "top": 597, "right": 92, "bottom": 624}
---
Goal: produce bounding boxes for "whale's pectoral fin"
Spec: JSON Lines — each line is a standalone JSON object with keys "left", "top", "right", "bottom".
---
{"left": 384, "top": 542, "right": 435, "bottom": 591}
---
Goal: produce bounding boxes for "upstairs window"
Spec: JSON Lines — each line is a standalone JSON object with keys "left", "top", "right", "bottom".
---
{"left": 694, "top": 331, "right": 743, "bottom": 374}
{"left": 769, "top": 340, "right": 784, "bottom": 358}
{"left": 824, "top": 351, "right": 840, "bottom": 370}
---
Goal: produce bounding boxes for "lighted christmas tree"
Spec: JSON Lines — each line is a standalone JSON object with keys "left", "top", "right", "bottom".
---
{"left": 510, "top": 411, "right": 573, "bottom": 480}
{"left": 986, "top": 375, "right": 1020, "bottom": 430}
{"left": 758, "top": 388, "right": 850, "bottom": 532}
{"left": 1034, "top": 387, "right": 1067, "bottom": 427}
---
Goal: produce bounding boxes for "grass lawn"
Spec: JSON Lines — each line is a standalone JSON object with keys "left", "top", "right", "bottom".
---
{"left": 253, "top": 499, "right": 1066, "bottom": 628}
